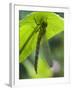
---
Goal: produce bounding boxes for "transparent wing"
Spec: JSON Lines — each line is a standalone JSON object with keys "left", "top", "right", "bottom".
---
{"left": 39, "top": 34, "right": 53, "bottom": 67}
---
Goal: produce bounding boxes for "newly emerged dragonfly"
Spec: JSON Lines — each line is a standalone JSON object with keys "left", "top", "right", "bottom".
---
{"left": 20, "top": 16, "right": 48, "bottom": 73}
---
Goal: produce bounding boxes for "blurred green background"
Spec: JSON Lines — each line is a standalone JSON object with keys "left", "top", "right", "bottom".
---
{"left": 19, "top": 11, "right": 64, "bottom": 79}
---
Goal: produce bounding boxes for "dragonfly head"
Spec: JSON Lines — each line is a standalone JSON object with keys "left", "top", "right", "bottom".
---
{"left": 42, "top": 21, "right": 47, "bottom": 28}
{"left": 41, "top": 20, "right": 47, "bottom": 30}
{"left": 40, "top": 17, "right": 47, "bottom": 30}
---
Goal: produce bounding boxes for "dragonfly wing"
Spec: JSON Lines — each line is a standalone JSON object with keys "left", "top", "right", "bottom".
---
{"left": 40, "top": 35, "right": 53, "bottom": 67}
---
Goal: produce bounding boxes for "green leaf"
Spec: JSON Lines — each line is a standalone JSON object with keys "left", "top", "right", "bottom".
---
{"left": 19, "top": 12, "right": 64, "bottom": 63}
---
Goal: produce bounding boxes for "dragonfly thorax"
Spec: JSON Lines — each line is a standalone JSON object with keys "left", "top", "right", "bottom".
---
{"left": 41, "top": 21, "right": 47, "bottom": 29}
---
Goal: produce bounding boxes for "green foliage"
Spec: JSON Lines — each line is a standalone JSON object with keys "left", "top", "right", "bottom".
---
{"left": 19, "top": 12, "right": 64, "bottom": 63}
{"left": 23, "top": 58, "right": 53, "bottom": 78}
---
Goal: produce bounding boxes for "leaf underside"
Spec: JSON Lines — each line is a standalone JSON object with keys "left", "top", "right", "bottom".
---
{"left": 19, "top": 12, "right": 64, "bottom": 63}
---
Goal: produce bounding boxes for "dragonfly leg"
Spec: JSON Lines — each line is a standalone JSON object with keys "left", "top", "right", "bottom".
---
{"left": 34, "top": 25, "right": 40, "bottom": 33}
{"left": 33, "top": 16, "right": 40, "bottom": 25}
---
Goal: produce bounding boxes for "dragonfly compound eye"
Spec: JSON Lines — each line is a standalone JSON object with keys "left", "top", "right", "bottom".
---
{"left": 41, "top": 21, "right": 47, "bottom": 29}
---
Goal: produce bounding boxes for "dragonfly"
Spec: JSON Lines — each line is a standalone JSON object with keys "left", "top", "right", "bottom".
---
{"left": 19, "top": 16, "right": 48, "bottom": 73}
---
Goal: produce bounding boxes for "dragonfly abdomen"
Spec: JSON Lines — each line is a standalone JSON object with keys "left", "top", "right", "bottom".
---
{"left": 34, "top": 35, "right": 42, "bottom": 73}
{"left": 34, "top": 18, "right": 47, "bottom": 73}
{"left": 34, "top": 32, "right": 43, "bottom": 73}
